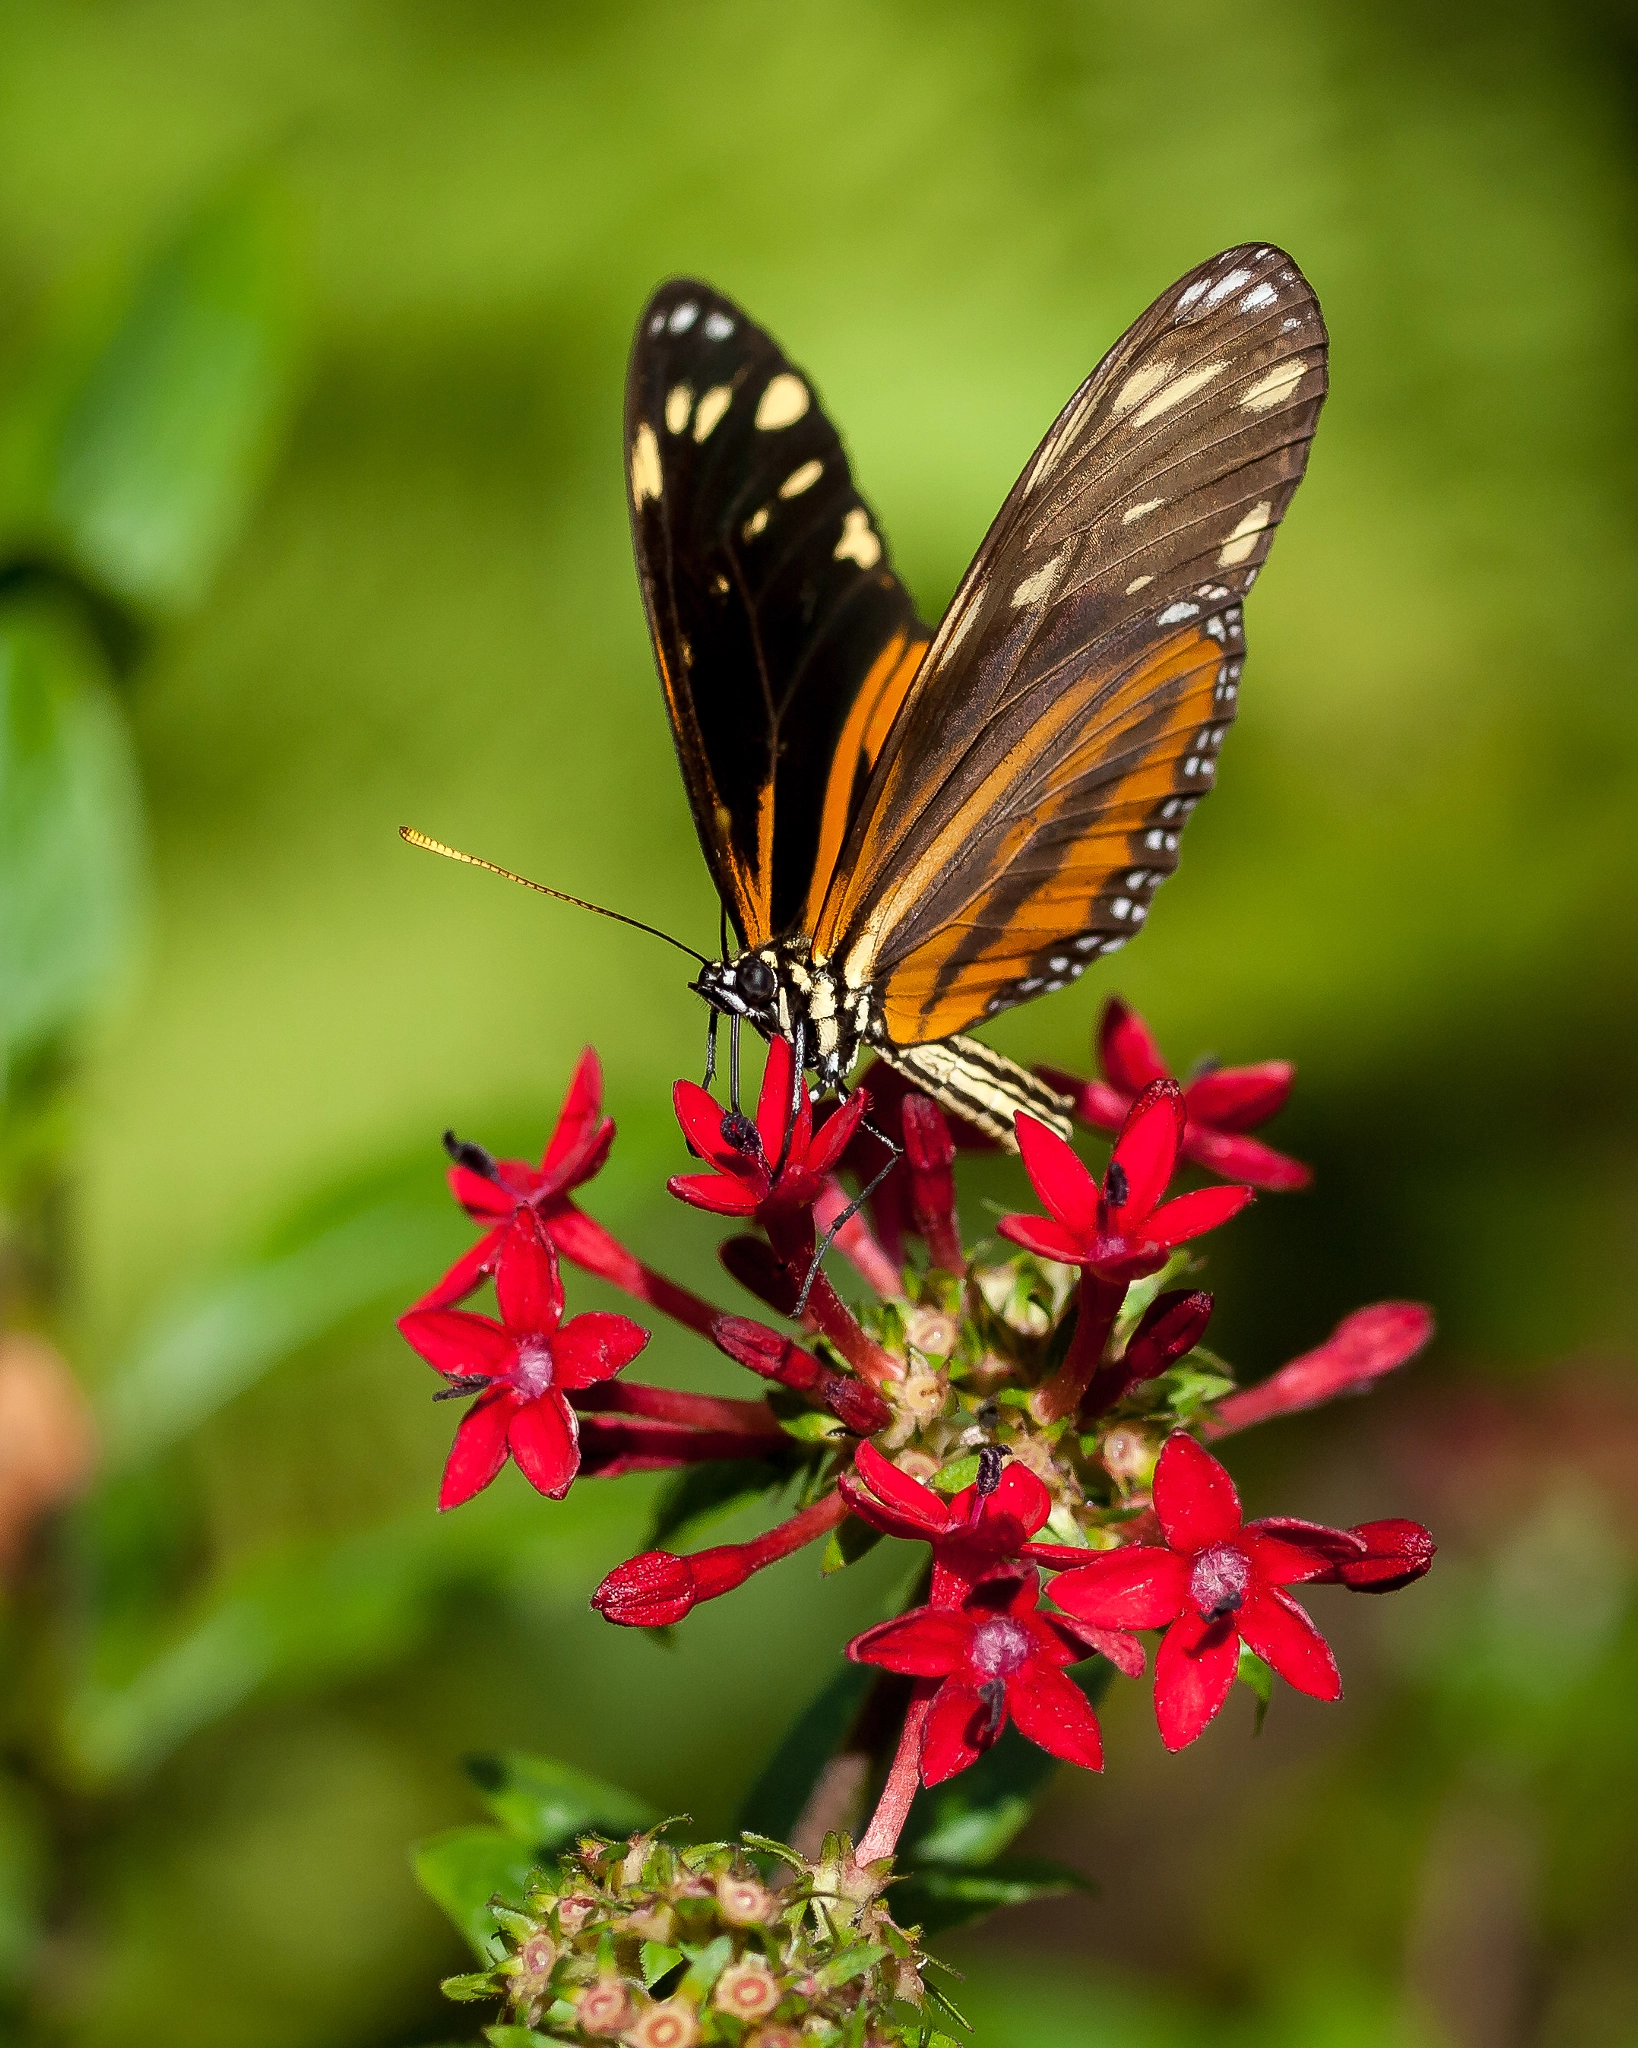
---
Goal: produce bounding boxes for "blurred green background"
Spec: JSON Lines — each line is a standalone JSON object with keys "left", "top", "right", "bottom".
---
{"left": 1, "top": 1, "right": 1635, "bottom": 2043}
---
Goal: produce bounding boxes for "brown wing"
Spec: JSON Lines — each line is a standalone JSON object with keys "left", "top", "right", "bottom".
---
{"left": 810, "top": 244, "right": 1327, "bottom": 1043}
{"left": 626, "top": 280, "right": 931, "bottom": 946}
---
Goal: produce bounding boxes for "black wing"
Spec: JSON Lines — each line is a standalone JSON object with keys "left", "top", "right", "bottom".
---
{"left": 626, "top": 280, "right": 931, "bottom": 947}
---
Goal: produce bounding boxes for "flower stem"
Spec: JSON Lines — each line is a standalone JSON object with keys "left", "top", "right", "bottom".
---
{"left": 855, "top": 1689, "right": 932, "bottom": 1863}
{"left": 550, "top": 1206, "right": 722, "bottom": 1339}
{"left": 571, "top": 1381, "right": 786, "bottom": 1437}
{"left": 1034, "top": 1271, "right": 1128, "bottom": 1424}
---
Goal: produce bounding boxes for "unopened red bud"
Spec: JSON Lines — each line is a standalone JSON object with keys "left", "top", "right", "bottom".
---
{"left": 719, "top": 1236, "right": 800, "bottom": 1315}
{"left": 591, "top": 1550, "right": 697, "bottom": 1626}
{"left": 1207, "top": 1302, "right": 1434, "bottom": 1436}
{"left": 1338, "top": 1517, "right": 1435, "bottom": 1592}
{"left": 902, "top": 1094, "right": 955, "bottom": 1172}
{"left": 1123, "top": 1290, "right": 1215, "bottom": 1382}
{"left": 712, "top": 1314, "right": 822, "bottom": 1392}
{"left": 824, "top": 1376, "right": 892, "bottom": 1434}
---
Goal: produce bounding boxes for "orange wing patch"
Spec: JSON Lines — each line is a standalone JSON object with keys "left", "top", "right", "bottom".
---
{"left": 801, "top": 630, "right": 927, "bottom": 933}
{"left": 875, "top": 625, "right": 1229, "bottom": 1045}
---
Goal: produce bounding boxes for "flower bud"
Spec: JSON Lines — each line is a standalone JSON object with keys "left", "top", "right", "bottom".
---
{"left": 591, "top": 1550, "right": 696, "bottom": 1626}
{"left": 1336, "top": 1517, "right": 1435, "bottom": 1592}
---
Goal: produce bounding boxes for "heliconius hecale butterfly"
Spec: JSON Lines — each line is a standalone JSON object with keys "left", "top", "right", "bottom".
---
{"left": 627, "top": 244, "right": 1327, "bottom": 1145}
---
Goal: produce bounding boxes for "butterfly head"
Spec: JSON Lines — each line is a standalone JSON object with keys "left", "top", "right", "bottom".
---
{"left": 691, "top": 948, "right": 783, "bottom": 1033}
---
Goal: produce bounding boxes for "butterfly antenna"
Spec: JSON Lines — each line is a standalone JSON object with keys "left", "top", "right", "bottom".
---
{"left": 400, "top": 827, "right": 709, "bottom": 965}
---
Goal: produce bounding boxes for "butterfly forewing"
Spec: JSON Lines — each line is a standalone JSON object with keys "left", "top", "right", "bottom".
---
{"left": 812, "top": 244, "right": 1327, "bottom": 1043}
{"left": 626, "top": 281, "right": 931, "bottom": 947}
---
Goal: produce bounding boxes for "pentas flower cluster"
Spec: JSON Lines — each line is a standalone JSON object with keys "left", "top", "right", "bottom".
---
{"left": 402, "top": 996, "right": 1435, "bottom": 1873}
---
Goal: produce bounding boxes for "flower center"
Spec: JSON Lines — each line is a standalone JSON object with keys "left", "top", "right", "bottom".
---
{"left": 1189, "top": 1542, "right": 1251, "bottom": 1620}
{"left": 968, "top": 1616, "right": 1034, "bottom": 1679}
{"left": 512, "top": 1337, "right": 555, "bottom": 1398}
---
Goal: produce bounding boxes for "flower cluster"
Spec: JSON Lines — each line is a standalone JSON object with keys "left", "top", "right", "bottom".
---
{"left": 402, "top": 994, "right": 1435, "bottom": 1899}
{"left": 444, "top": 1823, "right": 941, "bottom": 2047}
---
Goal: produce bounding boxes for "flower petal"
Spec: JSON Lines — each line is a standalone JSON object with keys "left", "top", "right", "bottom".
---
{"left": 1015, "top": 1114, "right": 1103, "bottom": 1235}
{"left": 539, "top": 1047, "right": 613, "bottom": 1189}
{"left": 1143, "top": 1183, "right": 1255, "bottom": 1249}
{"left": 853, "top": 1440, "right": 951, "bottom": 1532}
{"left": 1183, "top": 1059, "right": 1293, "bottom": 1133}
{"left": 1154, "top": 1608, "right": 1240, "bottom": 1749}
{"left": 1242, "top": 1519, "right": 1366, "bottom": 1585}
{"left": 1007, "top": 1658, "right": 1103, "bottom": 1771}
{"left": 1046, "top": 1615, "right": 1147, "bottom": 1679}
{"left": 755, "top": 1034, "right": 810, "bottom": 1162}
{"left": 987, "top": 1461, "right": 1053, "bottom": 1538}
{"left": 847, "top": 1606, "right": 972, "bottom": 1678}
{"left": 1109, "top": 1079, "right": 1186, "bottom": 1223}
{"left": 920, "top": 1678, "right": 987, "bottom": 1785}
{"left": 507, "top": 1392, "right": 581, "bottom": 1499}
{"left": 672, "top": 1080, "right": 745, "bottom": 1172}
{"left": 837, "top": 1471, "right": 939, "bottom": 1542}
{"left": 1236, "top": 1585, "right": 1341, "bottom": 1699}
{"left": 806, "top": 1084, "right": 869, "bottom": 1178}
{"left": 1049, "top": 1545, "right": 1189, "bottom": 1629}
{"left": 666, "top": 1172, "right": 760, "bottom": 1216}
{"left": 1098, "top": 996, "right": 1171, "bottom": 1094}
{"left": 447, "top": 1163, "right": 517, "bottom": 1219}
{"left": 1065, "top": 1075, "right": 1131, "bottom": 1137}
{"left": 1181, "top": 1123, "right": 1311, "bottom": 1192}
{"left": 438, "top": 1389, "right": 518, "bottom": 1509}
{"left": 551, "top": 1311, "right": 651, "bottom": 1389}
{"left": 1152, "top": 1434, "right": 1242, "bottom": 1552}
{"left": 495, "top": 1213, "right": 564, "bottom": 1335}
{"left": 399, "top": 1307, "right": 515, "bottom": 1379}
{"left": 996, "top": 1213, "right": 1090, "bottom": 1264}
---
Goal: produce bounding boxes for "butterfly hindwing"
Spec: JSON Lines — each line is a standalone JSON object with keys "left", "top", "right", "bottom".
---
{"left": 811, "top": 244, "right": 1327, "bottom": 1043}
{"left": 626, "top": 281, "right": 930, "bottom": 948}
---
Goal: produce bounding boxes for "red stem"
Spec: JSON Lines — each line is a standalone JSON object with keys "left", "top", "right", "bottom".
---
{"left": 744, "top": 1486, "right": 849, "bottom": 1569}
{"left": 571, "top": 1380, "right": 785, "bottom": 1437}
{"left": 764, "top": 1211, "right": 899, "bottom": 1392}
{"left": 855, "top": 1688, "right": 932, "bottom": 1863}
{"left": 549, "top": 1205, "right": 722, "bottom": 1340}
{"left": 1034, "top": 1270, "right": 1128, "bottom": 1423}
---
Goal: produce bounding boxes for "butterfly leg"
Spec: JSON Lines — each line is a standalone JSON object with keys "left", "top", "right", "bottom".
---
{"left": 770, "top": 1017, "right": 806, "bottom": 1185}
{"left": 702, "top": 1005, "right": 720, "bottom": 1089}
{"left": 793, "top": 1103, "right": 901, "bottom": 1316}
{"left": 729, "top": 1010, "right": 743, "bottom": 1112}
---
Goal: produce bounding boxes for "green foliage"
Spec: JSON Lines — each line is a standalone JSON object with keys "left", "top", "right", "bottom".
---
{"left": 462, "top": 1752, "right": 654, "bottom": 1850}
{"left": 896, "top": 1855, "right": 1095, "bottom": 1938}
{"left": 416, "top": 1827, "right": 539, "bottom": 1960}
{"left": 735, "top": 1662, "right": 874, "bottom": 1843}
{"left": 644, "top": 1457, "right": 790, "bottom": 1553}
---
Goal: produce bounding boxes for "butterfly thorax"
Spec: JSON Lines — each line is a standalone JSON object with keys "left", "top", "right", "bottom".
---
{"left": 691, "top": 939, "right": 874, "bottom": 1087}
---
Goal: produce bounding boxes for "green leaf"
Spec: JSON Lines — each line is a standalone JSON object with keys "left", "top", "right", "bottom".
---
{"left": 0, "top": 596, "right": 141, "bottom": 1069}
{"left": 414, "top": 1825, "right": 536, "bottom": 1959}
{"left": 640, "top": 1940, "right": 683, "bottom": 1989}
{"left": 779, "top": 1408, "right": 848, "bottom": 1442}
{"left": 439, "top": 1965, "right": 504, "bottom": 2000}
{"left": 821, "top": 1516, "right": 884, "bottom": 1575}
{"left": 820, "top": 1940, "right": 887, "bottom": 1990}
{"left": 679, "top": 1934, "right": 734, "bottom": 1999}
{"left": 1237, "top": 1643, "right": 1273, "bottom": 1735}
{"left": 895, "top": 1854, "right": 1094, "bottom": 1936}
{"left": 900, "top": 1662, "right": 1112, "bottom": 1866}
{"left": 736, "top": 1661, "right": 875, "bottom": 1841}
{"left": 40, "top": 178, "right": 306, "bottom": 615}
{"left": 483, "top": 2029, "right": 552, "bottom": 2046}
{"left": 931, "top": 1454, "right": 980, "bottom": 1495}
{"left": 464, "top": 1751, "right": 654, "bottom": 1849}
{"left": 645, "top": 1458, "right": 789, "bottom": 1552}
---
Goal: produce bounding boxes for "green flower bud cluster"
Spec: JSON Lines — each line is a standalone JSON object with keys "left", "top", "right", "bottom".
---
{"left": 440, "top": 1825, "right": 964, "bottom": 2047}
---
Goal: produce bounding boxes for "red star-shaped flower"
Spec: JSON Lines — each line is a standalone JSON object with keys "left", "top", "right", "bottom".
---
{"left": 399, "top": 1210, "right": 649, "bottom": 1508}
{"left": 847, "top": 1572, "right": 1110, "bottom": 1784}
{"left": 998, "top": 1080, "right": 1253, "bottom": 1282}
{"left": 1047, "top": 996, "right": 1310, "bottom": 1192}
{"left": 668, "top": 1037, "right": 868, "bottom": 1219}
{"left": 1048, "top": 1434, "right": 1372, "bottom": 1749}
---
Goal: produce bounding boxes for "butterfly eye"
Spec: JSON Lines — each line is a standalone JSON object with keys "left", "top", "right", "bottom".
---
{"left": 738, "top": 956, "right": 776, "bottom": 1003}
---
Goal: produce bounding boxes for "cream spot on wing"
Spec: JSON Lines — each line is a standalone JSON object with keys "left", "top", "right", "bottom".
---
{"left": 669, "top": 301, "right": 699, "bottom": 332}
{"left": 1131, "top": 360, "right": 1226, "bottom": 427}
{"left": 756, "top": 373, "right": 810, "bottom": 429}
{"left": 1112, "top": 359, "right": 1174, "bottom": 416}
{"left": 939, "top": 593, "right": 982, "bottom": 662}
{"left": 1218, "top": 500, "right": 1272, "bottom": 566}
{"left": 779, "top": 458, "right": 823, "bottom": 498}
{"left": 1123, "top": 496, "right": 1164, "bottom": 524}
{"left": 1157, "top": 600, "right": 1199, "bottom": 626}
{"left": 1205, "top": 267, "right": 1251, "bottom": 306}
{"left": 1242, "top": 358, "right": 1308, "bottom": 411}
{"left": 742, "top": 505, "right": 769, "bottom": 539}
{"left": 1240, "top": 282, "right": 1277, "bottom": 313}
{"left": 702, "top": 310, "right": 734, "bottom": 340}
{"left": 630, "top": 423, "right": 662, "bottom": 506}
{"left": 1011, "top": 552, "right": 1065, "bottom": 608}
{"left": 1125, "top": 574, "right": 1152, "bottom": 595}
{"left": 693, "top": 385, "right": 732, "bottom": 440}
{"left": 834, "top": 506, "right": 882, "bottom": 569}
{"left": 664, "top": 384, "right": 692, "bottom": 434}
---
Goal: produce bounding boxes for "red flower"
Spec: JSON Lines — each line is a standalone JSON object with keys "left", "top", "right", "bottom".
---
{"left": 669, "top": 1037, "right": 868, "bottom": 1219}
{"left": 998, "top": 1081, "right": 1254, "bottom": 1283}
{"left": 399, "top": 1212, "right": 649, "bottom": 1508}
{"left": 847, "top": 1573, "right": 1108, "bottom": 1784}
{"left": 1048, "top": 996, "right": 1310, "bottom": 1193}
{"left": 1049, "top": 1434, "right": 1369, "bottom": 1750}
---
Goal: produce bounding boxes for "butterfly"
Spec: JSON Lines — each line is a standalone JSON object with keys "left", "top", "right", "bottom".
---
{"left": 626, "top": 246, "right": 1327, "bottom": 1145}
